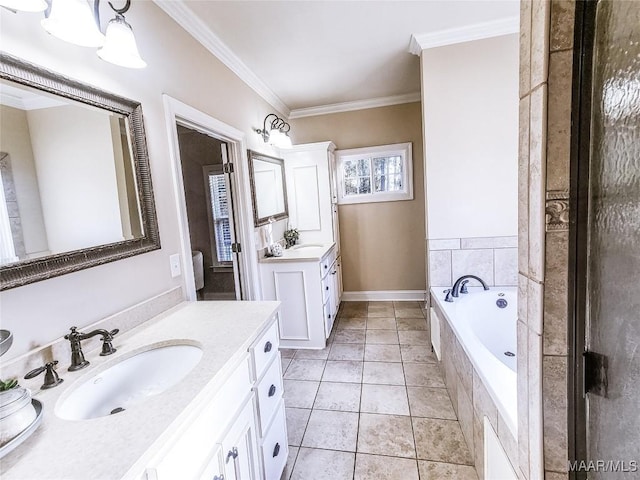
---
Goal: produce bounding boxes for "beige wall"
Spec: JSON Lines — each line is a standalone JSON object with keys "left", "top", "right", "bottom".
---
{"left": 290, "top": 102, "right": 426, "bottom": 292}
{"left": 422, "top": 34, "right": 519, "bottom": 240}
{"left": 0, "top": 2, "right": 285, "bottom": 359}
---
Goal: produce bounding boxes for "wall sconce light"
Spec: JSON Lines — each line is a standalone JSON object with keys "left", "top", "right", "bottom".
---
{"left": 256, "top": 113, "right": 293, "bottom": 149}
{"left": 1, "top": 0, "right": 146, "bottom": 69}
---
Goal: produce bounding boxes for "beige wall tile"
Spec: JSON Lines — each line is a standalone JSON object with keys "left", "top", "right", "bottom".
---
{"left": 517, "top": 321, "right": 530, "bottom": 478}
{"left": 495, "top": 248, "right": 518, "bottom": 286}
{"left": 519, "top": 95, "right": 531, "bottom": 275}
{"left": 528, "top": 329, "right": 544, "bottom": 480}
{"left": 498, "top": 414, "right": 519, "bottom": 474}
{"left": 472, "top": 371, "right": 498, "bottom": 427}
{"left": 520, "top": 0, "right": 533, "bottom": 96}
{"left": 543, "top": 231, "right": 569, "bottom": 355}
{"left": 528, "top": 85, "right": 548, "bottom": 282}
{"left": 430, "top": 250, "right": 452, "bottom": 287}
{"left": 453, "top": 336, "right": 474, "bottom": 396}
{"left": 457, "top": 387, "right": 475, "bottom": 455}
{"left": 473, "top": 414, "right": 484, "bottom": 478}
{"left": 443, "top": 353, "right": 459, "bottom": 417}
{"left": 531, "top": 0, "right": 551, "bottom": 88}
{"left": 543, "top": 355, "right": 568, "bottom": 473}
{"left": 460, "top": 236, "right": 518, "bottom": 249}
{"left": 528, "top": 279, "right": 544, "bottom": 335}
{"left": 451, "top": 249, "right": 495, "bottom": 286}
{"left": 518, "top": 274, "right": 529, "bottom": 325}
{"left": 546, "top": 49, "right": 573, "bottom": 192}
{"left": 550, "top": 0, "right": 576, "bottom": 52}
{"left": 428, "top": 238, "right": 461, "bottom": 250}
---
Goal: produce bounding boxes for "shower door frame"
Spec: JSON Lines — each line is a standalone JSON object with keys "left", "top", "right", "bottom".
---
{"left": 567, "top": 0, "right": 596, "bottom": 478}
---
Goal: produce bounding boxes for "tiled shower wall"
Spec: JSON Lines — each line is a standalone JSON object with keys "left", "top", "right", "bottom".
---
{"left": 519, "top": 1, "right": 575, "bottom": 479}
{"left": 428, "top": 236, "right": 518, "bottom": 288}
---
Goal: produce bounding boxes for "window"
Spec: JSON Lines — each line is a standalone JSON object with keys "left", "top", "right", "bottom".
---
{"left": 204, "top": 166, "right": 233, "bottom": 266}
{"left": 336, "top": 142, "right": 413, "bottom": 204}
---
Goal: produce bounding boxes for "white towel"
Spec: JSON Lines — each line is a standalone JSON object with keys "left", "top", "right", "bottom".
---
{"left": 191, "top": 250, "right": 204, "bottom": 290}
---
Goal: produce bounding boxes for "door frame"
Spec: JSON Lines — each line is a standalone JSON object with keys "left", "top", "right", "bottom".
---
{"left": 567, "top": 1, "right": 598, "bottom": 477}
{"left": 163, "top": 95, "right": 261, "bottom": 301}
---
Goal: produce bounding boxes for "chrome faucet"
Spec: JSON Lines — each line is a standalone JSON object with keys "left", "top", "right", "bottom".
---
{"left": 64, "top": 327, "right": 119, "bottom": 371}
{"left": 451, "top": 275, "right": 489, "bottom": 298}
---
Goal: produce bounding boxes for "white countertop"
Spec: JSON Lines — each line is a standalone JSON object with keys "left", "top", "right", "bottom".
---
{"left": 259, "top": 242, "right": 335, "bottom": 263}
{"left": 1, "top": 300, "right": 280, "bottom": 480}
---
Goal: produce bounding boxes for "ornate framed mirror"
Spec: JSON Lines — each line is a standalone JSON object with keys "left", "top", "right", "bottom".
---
{"left": 0, "top": 53, "right": 160, "bottom": 290}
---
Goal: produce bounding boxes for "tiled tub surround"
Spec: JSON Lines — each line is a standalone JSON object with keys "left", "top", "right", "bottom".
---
{"left": 431, "top": 290, "right": 519, "bottom": 479}
{"left": 428, "top": 236, "right": 518, "bottom": 288}
{"left": 280, "top": 301, "right": 479, "bottom": 480}
{"left": 1, "top": 300, "right": 281, "bottom": 479}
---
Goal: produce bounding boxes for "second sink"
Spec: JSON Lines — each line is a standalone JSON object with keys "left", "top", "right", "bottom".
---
{"left": 55, "top": 344, "right": 202, "bottom": 421}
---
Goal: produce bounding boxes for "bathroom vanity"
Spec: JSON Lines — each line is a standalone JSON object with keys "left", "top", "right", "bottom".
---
{"left": 260, "top": 243, "right": 342, "bottom": 349}
{"left": 1, "top": 301, "right": 287, "bottom": 480}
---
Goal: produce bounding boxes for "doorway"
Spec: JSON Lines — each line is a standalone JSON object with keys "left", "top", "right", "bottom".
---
{"left": 570, "top": 1, "right": 640, "bottom": 478}
{"left": 176, "top": 125, "right": 242, "bottom": 300}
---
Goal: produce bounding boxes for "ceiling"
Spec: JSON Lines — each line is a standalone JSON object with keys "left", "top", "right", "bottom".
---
{"left": 158, "top": 1, "right": 520, "bottom": 116}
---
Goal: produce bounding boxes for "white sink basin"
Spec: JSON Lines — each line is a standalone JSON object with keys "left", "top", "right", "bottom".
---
{"left": 291, "top": 243, "right": 324, "bottom": 250}
{"left": 55, "top": 344, "right": 202, "bottom": 420}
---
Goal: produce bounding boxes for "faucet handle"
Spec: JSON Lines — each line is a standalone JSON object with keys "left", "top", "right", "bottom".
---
{"left": 443, "top": 289, "right": 454, "bottom": 303}
{"left": 460, "top": 280, "right": 470, "bottom": 294}
{"left": 100, "top": 329, "right": 119, "bottom": 356}
{"left": 64, "top": 326, "right": 80, "bottom": 340}
{"left": 25, "top": 360, "right": 64, "bottom": 389}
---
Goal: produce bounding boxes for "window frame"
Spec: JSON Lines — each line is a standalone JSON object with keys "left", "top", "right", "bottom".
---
{"left": 335, "top": 142, "right": 413, "bottom": 205}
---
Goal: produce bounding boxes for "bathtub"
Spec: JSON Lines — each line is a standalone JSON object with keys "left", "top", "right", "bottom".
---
{"left": 431, "top": 286, "right": 518, "bottom": 436}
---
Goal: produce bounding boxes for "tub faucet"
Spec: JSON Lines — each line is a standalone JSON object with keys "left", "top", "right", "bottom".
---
{"left": 451, "top": 275, "right": 489, "bottom": 298}
{"left": 64, "top": 327, "right": 119, "bottom": 371}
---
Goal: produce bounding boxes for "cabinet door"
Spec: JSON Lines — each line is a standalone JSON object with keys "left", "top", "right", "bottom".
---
{"left": 221, "top": 397, "right": 260, "bottom": 480}
{"left": 198, "top": 445, "right": 225, "bottom": 480}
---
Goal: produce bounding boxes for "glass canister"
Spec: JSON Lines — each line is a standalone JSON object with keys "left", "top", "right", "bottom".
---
{"left": 0, "top": 387, "right": 37, "bottom": 447}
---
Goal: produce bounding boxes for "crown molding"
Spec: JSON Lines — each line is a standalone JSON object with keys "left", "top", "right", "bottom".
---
{"left": 409, "top": 16, "right": 519, "bottom": 55}
{"left": 289, "top": 92, "right": 421, "bottom": 119}
{"left": 153, "top": 0, "right": 290, "bottom": 116}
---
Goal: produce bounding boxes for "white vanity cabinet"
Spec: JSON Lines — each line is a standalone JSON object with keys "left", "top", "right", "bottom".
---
{"left": 260, "top": 244, "right": 341, "bottom": 349}
{"left": 282, "top": 141, "right": 340, "bottom": 250}
{"left": 143, "top": 312, "right": 287, "bottom": 480}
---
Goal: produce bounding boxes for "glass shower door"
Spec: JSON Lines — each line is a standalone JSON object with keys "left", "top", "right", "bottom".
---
{"left": 584, "top": 0, "right": 640, "bottom": 477}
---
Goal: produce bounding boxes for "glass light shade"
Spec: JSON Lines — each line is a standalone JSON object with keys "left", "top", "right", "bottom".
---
{"left": 278, "top": 132, "right": 292, "bottom": 149}
{"left": 41, "top": 0, "right": 105, "bottom": 47}
{"left": 268, "top": 129, "right": 292, "bottom": 149}
{"left": 97, "top": 15, "right": 146, "bottom": 69}
{"left": 0, "top": 0, "right": 47, "bottom": 12}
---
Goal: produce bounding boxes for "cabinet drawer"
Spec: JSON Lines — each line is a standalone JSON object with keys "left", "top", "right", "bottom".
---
{"left": 321, "top": 276, "right": 331, "bottom": 304}
{"left": 250, "top": 318, "right": 280, "bottom": 381}
{"left": 261, "top": 401, "right": 288, "bottom": 480}
{"left": 323, "top": 300, "right": 334, "bottom": 339}
{"left": 320, "top": 248, "right": 336, "bottom": 277}
{"left": 255, "top": 353, "right": 284, "bottom": 436}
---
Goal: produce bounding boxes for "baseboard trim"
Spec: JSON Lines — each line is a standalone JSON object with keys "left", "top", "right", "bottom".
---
{"left": 342, "top": 290, "right": 426, "bottom": 301}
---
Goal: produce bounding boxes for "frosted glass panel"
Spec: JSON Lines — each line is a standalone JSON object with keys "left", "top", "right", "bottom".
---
{"left": 586, "top": 1, "right": 640, "bottom": 476}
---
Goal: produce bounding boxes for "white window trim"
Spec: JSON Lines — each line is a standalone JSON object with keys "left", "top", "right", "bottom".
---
{"left": 336, "top": 142, "right": 413, "bottom": 205}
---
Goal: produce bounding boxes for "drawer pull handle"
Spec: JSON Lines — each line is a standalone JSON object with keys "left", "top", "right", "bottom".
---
{"left": 324, "top": 265, "right": 328, "bottom": 269}
{"left": 264, "top": 341, "right": 272, "bottom": 353}
{"left": 226, "top": 447, "right": 238, "bottom": 463}
{"left": 325, "top": 286, "right": 329, "bottom": 291}
{"left": 213, "top": 475, "right": 225, "bottom": 480}
{"left": 268, "top": 384, "right": 277, "bottom": 397}
{"left": 273, "top": 443, "right": 280, "bottom": 457}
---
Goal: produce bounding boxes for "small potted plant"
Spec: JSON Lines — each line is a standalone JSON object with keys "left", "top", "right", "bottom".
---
{"left": 284, "top": 228, "right": 299, "bottom": 248}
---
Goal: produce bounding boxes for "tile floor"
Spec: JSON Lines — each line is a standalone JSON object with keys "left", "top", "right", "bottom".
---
{"left": 279, "top": 301, "right": 479, "bottom": 480}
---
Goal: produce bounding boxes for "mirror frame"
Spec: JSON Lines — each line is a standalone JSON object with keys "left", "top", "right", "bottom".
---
{"left": 247, "top": 150, "right": 288, "bottom": 227}
{"left": 0, "top": 53, "right": 160, "bottom": 290}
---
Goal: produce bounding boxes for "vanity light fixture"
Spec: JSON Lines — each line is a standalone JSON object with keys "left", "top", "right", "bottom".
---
{"left": 6, "top": 0, "right": 146, "bottom": 68}
{"left": 256, "top": 113, "right": 293, "bottom": 149}
{"left": 41, "top": 0, "right": 105, "bottom": 48}
{"left": 0, "top": 0, "right": 47, "bottom": 12}
{"left": 97, "top": 1, "right": 146, "bottom": 69}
